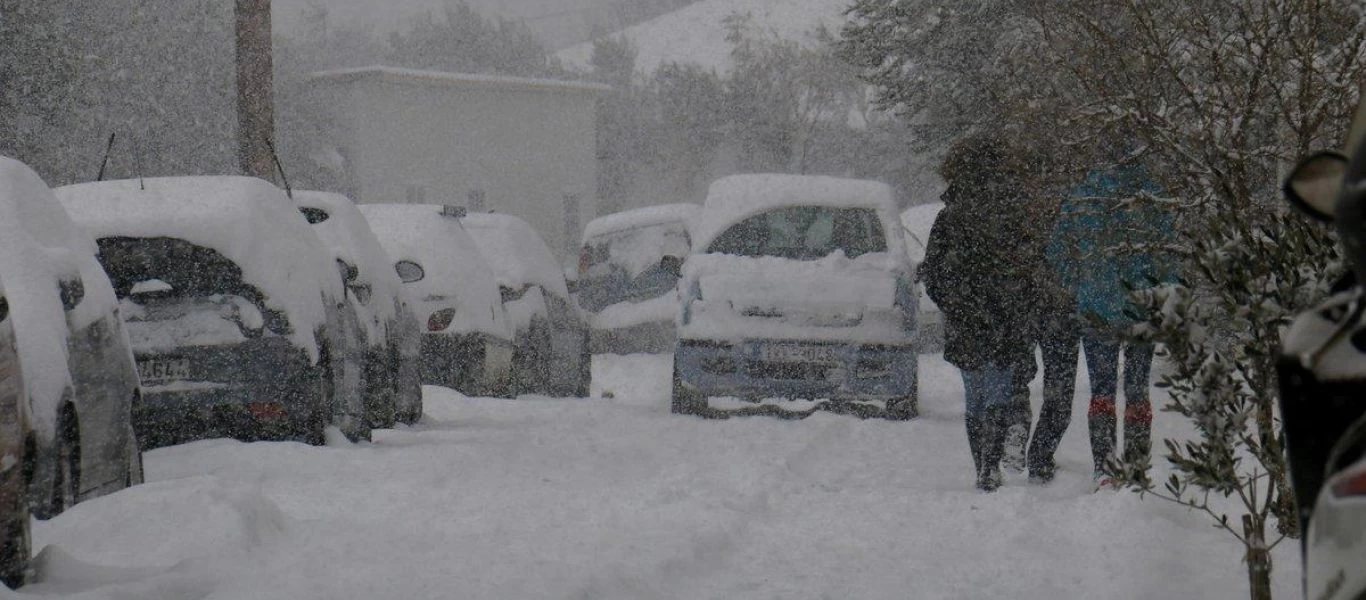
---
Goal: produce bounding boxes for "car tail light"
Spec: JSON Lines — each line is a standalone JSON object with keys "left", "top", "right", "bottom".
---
{"left": 248, "top": 402, "right": 286, "bottom": 420}
{"left": 428, "top": 308, "right": 457, "bottom": 332}
{"left": 578, "top": 247, "right": 591, "bottom": 276}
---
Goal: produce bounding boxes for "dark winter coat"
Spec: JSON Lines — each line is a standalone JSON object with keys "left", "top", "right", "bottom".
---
{"left": 921, "top": 181, "right": 1037, "bottom": 371}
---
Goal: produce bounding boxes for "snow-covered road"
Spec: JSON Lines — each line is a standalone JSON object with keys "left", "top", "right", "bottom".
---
{"left": 8, "top": 354, "right": 1299, "bottom": 599}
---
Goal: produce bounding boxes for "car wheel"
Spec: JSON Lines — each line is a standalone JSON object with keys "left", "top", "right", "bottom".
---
{"left": 574, "top": 347, "right": 591, "bottom": 399}
{"left": 0, "top": 481, "right": 29, "bottom": 590}
{"left": 39, "top": 420, "right": 79, "bottom": 519}
{"left": 670, "top": 366, "right": 706, "bottom": 416}
{"left": 884, "top": 394, "right": 919, "bottom": 421}
{"left": 125, "top": 426, "right": 144, "bottom": 487}
{"left": 304, "top": 366, "right": 330, "bottom": 446}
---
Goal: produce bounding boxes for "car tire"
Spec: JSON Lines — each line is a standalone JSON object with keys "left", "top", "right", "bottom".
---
{"left": 125, "top": 426, "right": 144, "bottom": 487}
{"left": 0, "top": 483, "right": 29, "bottom": 590}
{"left": 670, "top": 366, "right": 706, "bottom": 416}
{"left": 37, "top": 418, "right": 79, "bottom": 519}
{"left": 574, "top": 345, "right": 591, "bottom": 399}
{"left": 884, "top": 394, "right": 919, "bottom": 421}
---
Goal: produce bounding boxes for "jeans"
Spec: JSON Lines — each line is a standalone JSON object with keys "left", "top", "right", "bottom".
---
{"left": 962, "top": 368, "right": 1013, "bottom": 418}
{"left": 1081, "top": 334, "right": 1155, "bottom": 472}
{"left": 1025, "top": 318, "right": 1082, "bottom": 474}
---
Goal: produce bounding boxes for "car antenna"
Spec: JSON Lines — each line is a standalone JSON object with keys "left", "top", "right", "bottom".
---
{"left": 133, "top": 135, "right": 145, "bottom": 191}
{"left": 96, "top": 132, "right": 116, "bottom": 181}
{"left": 264, "top": 136, "right": 292, "bottom": 199}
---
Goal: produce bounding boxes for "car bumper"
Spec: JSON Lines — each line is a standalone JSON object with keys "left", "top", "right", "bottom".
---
{"left": 132, "top": 340, "right": 319, "bottom": 449}
{"left": 135, "top": 382, "right": 321, "bottom": 448}
{"left": 421, "top": 332, "right": 514, "bottom": 396}
{"left": 590, "top": 320, "right": 676, "bottom": 354}
{"left": 674, "top": 338, "right": 917, "bottom": 402}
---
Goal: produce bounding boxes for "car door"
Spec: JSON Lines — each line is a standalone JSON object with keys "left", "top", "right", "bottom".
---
{"left": 57, "top": 268, "right": 135, "bottom": 492}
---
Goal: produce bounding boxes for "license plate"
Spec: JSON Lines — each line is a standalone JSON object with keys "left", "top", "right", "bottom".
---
{"left": 137, "top": 358, "right": 191, "bottom": 383}
{"left": 759, "top": 345, "right": 838, "bottom": 364}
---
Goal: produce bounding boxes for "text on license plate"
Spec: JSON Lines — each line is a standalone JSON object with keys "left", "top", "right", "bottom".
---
{"left": 138, "top": 358, "right": 191, "bottom": 382}
{"left": 759, "top": 345, "right": 839, "bottom": 363}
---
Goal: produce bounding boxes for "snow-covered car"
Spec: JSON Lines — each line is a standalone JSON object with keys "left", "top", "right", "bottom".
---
{"left": 359, "top": 204, "right": 514, "bottom": 397}
{"left": 900, "top": 202, "right": 945, "bottom": 351}
{"left": 0, "top": 273, "right": 31, "bottom": 589}
{"left": 672, "top": 174, "right": 919, "bottom": 419}
{"left": 57, "top": 176, "right": 371, "bottom": 448}
{"left": 0, "top": 158, "right": 143, "bottom": 526}
{"left": 577, "top": 204, "right": 698, "bottom": 354}
{"left": 462, "top": 213, "right": 591, "bottom": 397}
{"left": 295, "top": 191, "right": 423, "bottom": 426}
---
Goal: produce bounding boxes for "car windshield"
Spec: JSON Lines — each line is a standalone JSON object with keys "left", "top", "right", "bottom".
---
{"left": 706, "top": 206, "right": 887, "bottom": 260}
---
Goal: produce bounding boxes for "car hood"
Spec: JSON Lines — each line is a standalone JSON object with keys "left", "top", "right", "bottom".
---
{"left": 680, "top": 252, "right": 911, "bottom": 344}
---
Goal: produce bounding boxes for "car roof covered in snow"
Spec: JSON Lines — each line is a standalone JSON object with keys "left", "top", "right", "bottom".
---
{"left": 461, "top": 213, "right": 569, "bottom": 299}
{"left": 358, "top": 204, "right": 509, "bottom": 339}
{"left": 294, "top": 191, "right": 402, "bottom": 340}
{"left": 56, "top": 176, "right": 342, "bottom": 358}
{"left": 691, "top": 174, "right": 904, "bottom": 256}
{"left": 581, "top": 203, "right": 699, "bottom": 243}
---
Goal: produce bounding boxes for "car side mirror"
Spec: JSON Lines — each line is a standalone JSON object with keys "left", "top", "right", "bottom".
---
{"left": 1284, "top": 151, "right": 1349, "bottom": 222}
{"left": 59, "top": 277, "right": 85, "bottom": 311}
{"left": 0, "top": 296, "right": 8, "bottom": 322}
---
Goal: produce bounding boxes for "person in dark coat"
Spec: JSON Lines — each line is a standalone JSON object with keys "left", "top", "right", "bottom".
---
{"left": 921, "top": 134, "right": 1036, "bottom": 492}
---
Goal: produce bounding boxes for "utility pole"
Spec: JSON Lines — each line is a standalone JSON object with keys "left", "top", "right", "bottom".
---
{"left": 235, "top": 0, "right": 275, "bottom": 180}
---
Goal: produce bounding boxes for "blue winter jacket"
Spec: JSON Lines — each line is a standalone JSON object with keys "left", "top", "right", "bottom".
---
{"left": 1046, "top": 166, "right": 1174, "bottom": 328}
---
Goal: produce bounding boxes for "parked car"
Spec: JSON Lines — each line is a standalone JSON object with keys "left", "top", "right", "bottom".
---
{"left": 0, "top": 273, "right": 31, "bottom": 589}
{"left": 57, "top": 176, "right": 370, "bottom": 448}
{"left": 462, "top": 213, "right": 591, "bottom": 397}
{"left": 358, "top": 204, "right": 514, "bottom": 397}
{"left": 295, "top": 191, "right": 423, "bottom": 426}
{"left": 0, "top": 158, "right": 143, "bottom": 529}
{"left": 900, "top": 202, "right": 945, "bottom": 351}
{"left": 577, "top": 204, "right": 698, "bottom": 354}
{"left": 672, "top": 174, "right": 919, "bottom": 419}
{"left": 1279, "top": 95, "right": 1366, "bottom": 600}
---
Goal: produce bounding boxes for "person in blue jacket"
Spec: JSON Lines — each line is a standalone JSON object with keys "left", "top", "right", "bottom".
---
{"left": 1046, "top": 161, "right": 1174, "bottom": 489}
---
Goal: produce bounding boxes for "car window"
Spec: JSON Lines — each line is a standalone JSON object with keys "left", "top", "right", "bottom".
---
{"left": 706, "top": 206, "right": 886, "bottom": 260}
{"left": 95, "top": 236, "right": 260, "bottom": 303}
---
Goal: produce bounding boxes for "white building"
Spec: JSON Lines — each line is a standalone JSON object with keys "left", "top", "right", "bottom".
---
{"left": 307, "top": 66, "right": 609, "bottom": 258}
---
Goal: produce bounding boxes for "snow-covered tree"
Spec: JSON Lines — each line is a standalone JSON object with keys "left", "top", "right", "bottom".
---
{"left": 841, "top": 0, "right": 1366, "bottom": 597}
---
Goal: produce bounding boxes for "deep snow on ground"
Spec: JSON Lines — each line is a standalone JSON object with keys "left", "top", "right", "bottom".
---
{"left": 9, "top": 353, "right": 1299, "bottom": 599}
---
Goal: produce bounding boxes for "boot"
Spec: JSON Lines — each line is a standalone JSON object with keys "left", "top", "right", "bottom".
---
{"left": 976, "top": 405, "right": 1009, "bottom": 492}
{"left": 1087, "top": 395, "right": 1117, "bottom": 474}
{"left": 1001, "top": 393, "right": 1031, "bottom": 473}
{"left": 1122, "top": 399, "right": 1153, "bottom": 484}
{"left": 965, "top": 414, "right": 984, "bottom": 475}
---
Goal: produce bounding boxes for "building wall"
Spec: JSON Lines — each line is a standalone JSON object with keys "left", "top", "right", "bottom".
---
{"left": 315, "top": 72, "right": 600, "bottom": 260}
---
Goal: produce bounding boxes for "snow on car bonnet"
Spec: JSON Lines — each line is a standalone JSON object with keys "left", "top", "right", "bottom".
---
{"left": 691, "top": 174, "right": 904, "bottom": 258}
{"left": 358, "top": 204, "right": 510, "bottom": 340}
{"left": 581, "top": 203, "right": 699, "bottom": 242}
{"left": 0, "top": 158, "right": 81, "bottom": 439}
{"left": 294, "top": 191, "right": 401, "bottom": 339}
{"left": 461, "top": 213, "right": 568, "bottom": 298}
{"left": 56, "top": 177, "right": 341, "bottom": 359}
